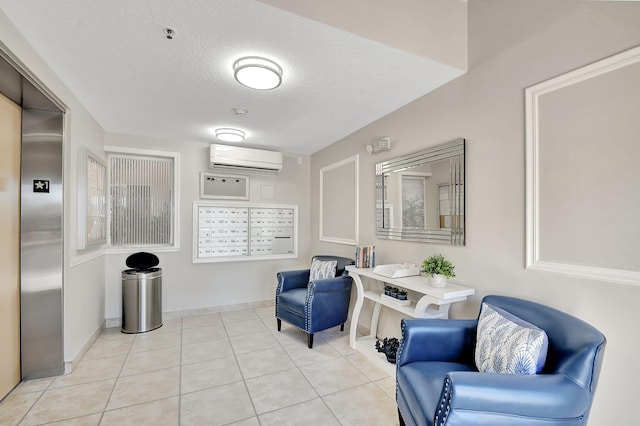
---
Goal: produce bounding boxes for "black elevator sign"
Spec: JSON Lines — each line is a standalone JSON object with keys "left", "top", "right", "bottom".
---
{"left": 33, "top": 180, "right": 50, "bottom": 193}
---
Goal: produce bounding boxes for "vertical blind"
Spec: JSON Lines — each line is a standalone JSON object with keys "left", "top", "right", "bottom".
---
{"left": 109, "top": 155, "right": 174, "bottom": 246}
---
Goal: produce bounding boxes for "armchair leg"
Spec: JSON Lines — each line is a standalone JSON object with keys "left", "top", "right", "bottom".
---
{"left": 277, "top": 318, "right": 281, "bottom": 332}
{"left": 307, "top": 333, "right": 314, "bottom": 349}
{"left": 340, "top": 323, "right": 344, "bottom": 331}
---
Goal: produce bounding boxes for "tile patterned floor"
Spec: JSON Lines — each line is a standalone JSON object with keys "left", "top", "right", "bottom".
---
{"left": 0, "top": 306, "right": 399, "bottom": 425}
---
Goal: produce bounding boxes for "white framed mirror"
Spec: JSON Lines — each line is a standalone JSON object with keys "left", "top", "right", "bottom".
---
{"left": 525, "top": 45, "right": 640, "bottom": 286}
{"left": 319, "top": 155, "right": 359, "bottom": 245}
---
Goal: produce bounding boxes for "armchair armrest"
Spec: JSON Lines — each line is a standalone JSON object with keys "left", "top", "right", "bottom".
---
{"left": 277, "top": 269, "right": 310, "bottom": 293}
{"left": 397, "top": 318, "right": 477, "bottom": 367}
{"left": 440, "top": 372, "right": 591, "bottom": 422}
{"left": 306, "top": 275, "right": 352, "bottom": 333}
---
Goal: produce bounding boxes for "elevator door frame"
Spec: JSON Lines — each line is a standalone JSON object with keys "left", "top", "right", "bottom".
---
{"left": 0, "top": 92, "right": 22, "bottom": 399}
{"left": 1, "top": 43, "right": 66, "bottom": 381}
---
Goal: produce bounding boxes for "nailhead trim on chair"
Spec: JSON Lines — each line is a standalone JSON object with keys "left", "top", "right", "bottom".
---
{"left": 434, "top": 376, "right": 453, "bottom": 425}
{"left": 304, "top": 282, "right": 314, "bottom": 332}
{"left": 396, "top": 322, "right": 404, "bottom": 426}
{"left": 396, "top": 320, "right": 407, "bottom": 402}
{"left": 275, "top": 273, "right": 284, "bottom": 318}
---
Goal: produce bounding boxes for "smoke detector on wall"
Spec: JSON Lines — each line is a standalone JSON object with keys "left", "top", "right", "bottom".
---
{"left": 366, "top": 137, "right": 391, "bottom": 154}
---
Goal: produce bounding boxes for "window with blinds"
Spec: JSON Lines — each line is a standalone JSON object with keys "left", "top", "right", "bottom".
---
{"left": 109, "top": 154, "right": 175, "bottom": 247}
{"left": 86, "top": 153, "right": 107, "bottom": 246}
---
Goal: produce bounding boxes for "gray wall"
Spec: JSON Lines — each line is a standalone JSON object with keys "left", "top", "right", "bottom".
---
{"left": 4, "top": 0, "right": 640, "bottom": 421}
{"left": 310, "top": 1, "right": 640, "bottom": 423}
{"left": 103, "top": 133, "right": 311, "bottom": 320}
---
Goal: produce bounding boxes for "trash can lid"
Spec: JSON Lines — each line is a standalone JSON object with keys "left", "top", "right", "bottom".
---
{"left": 126, "top": 252, "right": 159, "bottom": 271}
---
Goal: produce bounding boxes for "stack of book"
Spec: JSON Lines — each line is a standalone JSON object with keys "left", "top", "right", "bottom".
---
{"left": 355, "top": 245, "right": 375, "bottom": 268}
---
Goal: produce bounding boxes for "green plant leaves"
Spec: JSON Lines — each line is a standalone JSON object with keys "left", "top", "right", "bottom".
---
{"left": 421, "top": 254, "right": 456, "bottom": 278}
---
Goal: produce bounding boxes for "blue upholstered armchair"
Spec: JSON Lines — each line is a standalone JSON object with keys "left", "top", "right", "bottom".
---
{"left": 396, "top": 295, "right": 606, "bottom": 426}
{"left": 275, "top": 255, "right": 354, "bottom": 348}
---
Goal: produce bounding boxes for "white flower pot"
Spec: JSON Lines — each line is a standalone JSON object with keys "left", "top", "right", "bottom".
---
{"left": 428, "top": 274, "right": 447, "bottom": 288}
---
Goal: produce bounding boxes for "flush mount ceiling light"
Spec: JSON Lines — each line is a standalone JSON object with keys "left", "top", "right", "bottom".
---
{"left": 233, "top": 56, "right": 283, "bottom": 90}
{"left": 215, "top": 128, "right": 245, "bottom": 143}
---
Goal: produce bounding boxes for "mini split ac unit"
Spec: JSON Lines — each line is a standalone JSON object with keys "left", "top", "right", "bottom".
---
{"left": 209, "top": 144, "right": 283, "bottom": 173}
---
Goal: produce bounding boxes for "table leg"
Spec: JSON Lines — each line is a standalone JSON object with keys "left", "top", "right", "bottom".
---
{"left": 370, "top": 303, "right": 382, "bottom": 339}
{"left": 349, "top": 273, "right": 365, "bottom": 348}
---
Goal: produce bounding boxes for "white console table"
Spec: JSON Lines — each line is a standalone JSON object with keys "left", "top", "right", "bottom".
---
{"left": 346, "top": 265, "right": 474, "bottom": 374}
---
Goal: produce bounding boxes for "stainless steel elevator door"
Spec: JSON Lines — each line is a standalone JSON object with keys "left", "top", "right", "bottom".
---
{"left": 20, "top": 108, "right": 64, "bottom": 379}
{"left": 0, "top": 92, "right": 21, "bottom": 399}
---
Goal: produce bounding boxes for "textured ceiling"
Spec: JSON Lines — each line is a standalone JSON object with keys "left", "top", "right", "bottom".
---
{"left": 0, "top": 0, "right": 465, "bottom": 155}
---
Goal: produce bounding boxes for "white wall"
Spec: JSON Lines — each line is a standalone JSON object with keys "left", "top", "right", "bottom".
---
{"left": 103, "top": 133, "right": 311, "bottom": 320}
{"left": 309, "top": 1, "right": 640, "bottom": 423}
{"left": 0, "top": 9, "right": 106, "bottom": 365}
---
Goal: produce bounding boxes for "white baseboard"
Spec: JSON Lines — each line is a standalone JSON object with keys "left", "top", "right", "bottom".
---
{"left": 105, "top": 299, "right": 274, "bottom": 329}
{"left": 105, "top": 317, "right": 122, "bottom": 329}
{"left": 65, "top": 320, "right": 106, "bottom": 374}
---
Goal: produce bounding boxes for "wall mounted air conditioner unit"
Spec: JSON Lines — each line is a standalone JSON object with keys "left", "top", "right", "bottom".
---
{"left": 209, "top": 144, "right": 283, "bottom": 173}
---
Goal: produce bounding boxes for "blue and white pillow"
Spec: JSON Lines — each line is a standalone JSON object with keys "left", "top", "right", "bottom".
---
{"left": 309, "top": 259, "right": 337, "bottom": 282}
{"left": 475, "top": 303, "right": 548, "bottom": 375}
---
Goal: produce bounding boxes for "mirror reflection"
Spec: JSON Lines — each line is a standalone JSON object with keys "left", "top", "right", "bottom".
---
{"left": 376, "top": 139, "right": 465, "bottom": 245}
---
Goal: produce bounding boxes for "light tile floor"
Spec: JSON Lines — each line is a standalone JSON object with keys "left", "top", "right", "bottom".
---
{"left": 0, "top": 306, "right": 399, "bottom": 425}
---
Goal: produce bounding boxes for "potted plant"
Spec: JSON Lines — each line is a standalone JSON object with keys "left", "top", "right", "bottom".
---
{"left": 421, "top": 254, "right": 455, "bottom": 287}
{"left": 397, "top": 289, "right": 408, "bottom": 301}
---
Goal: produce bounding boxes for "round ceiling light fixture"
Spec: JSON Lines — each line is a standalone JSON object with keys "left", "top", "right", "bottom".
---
{"left": 215, "top": 128, "right": 245, "bottom": 143}
{"left": 233, "top": 56, "right": 283, "bottom": 90}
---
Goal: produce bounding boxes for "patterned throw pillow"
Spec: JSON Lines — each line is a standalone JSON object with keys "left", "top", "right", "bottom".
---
{"left": 475, "top": 302, "right": 548, "bottom": 375}
{"left": 309, "top": 259, "right": 337, "bottom": 282}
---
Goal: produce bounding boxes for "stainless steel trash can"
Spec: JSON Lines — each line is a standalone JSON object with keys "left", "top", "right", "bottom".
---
{"left": 122, "top": 268, "right": 162, "bottom": 333}
{"left": 122, "top": 252, "right": 163, "bottom": 334}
